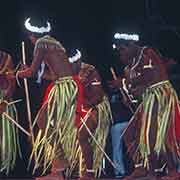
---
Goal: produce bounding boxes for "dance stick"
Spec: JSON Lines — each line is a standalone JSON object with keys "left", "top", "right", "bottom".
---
{"left": 110, "top": 67, "right": 134, "bottom": 113}
{"left": 8, "top": 99, "right": 22, "bottom": 106}
{"left": 79, "top": 108, "right": 118, "bottom": 170}
{"left": 21, "top": 42, "right": 34, "bottom": 142}
{"left": 3, "top": 112, "right": 31, "bottom": 137}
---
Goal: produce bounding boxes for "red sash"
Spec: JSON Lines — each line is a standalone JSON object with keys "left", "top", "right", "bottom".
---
{"left": 175, "top": 102, "right": 180, "bottom": 142}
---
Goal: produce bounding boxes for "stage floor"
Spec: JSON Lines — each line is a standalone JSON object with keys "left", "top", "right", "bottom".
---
{"left": 1, "top": 175, "right": 180, "bottom": 180}
{"left": 36, "top": 176, "right": 180, "bottom": 180}
{"left": 0, "top": 177, "right": 180, "bottom": 180}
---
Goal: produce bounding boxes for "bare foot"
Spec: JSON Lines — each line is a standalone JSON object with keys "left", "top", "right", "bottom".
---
{"left": 123, "top": 167, "right": 149, "bottom": 180}
{"left": 36, "top": 172, "right": 64, "bottom": 180}
{"left": 161, "top": 169, "right": 180, "bottom": 180}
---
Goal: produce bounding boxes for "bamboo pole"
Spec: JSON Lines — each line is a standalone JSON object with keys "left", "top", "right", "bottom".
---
{"left": 21, "top": 41, "right": 34, "bottom": 143}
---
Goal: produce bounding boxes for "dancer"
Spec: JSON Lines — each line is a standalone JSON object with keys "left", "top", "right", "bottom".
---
{"left": 69, "top": 49, "right": 112, "bottom": 179}
{"left": 17, "top": 18, "right": 84, "bottom": 179}
{"left": 0, "top": 50, "right": 21, "bottom": 175}
{"left": 110, "top": 32, "right": 180, "bottom": 180}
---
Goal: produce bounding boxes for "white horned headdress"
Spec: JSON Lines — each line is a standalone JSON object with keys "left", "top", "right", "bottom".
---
{"left": 24, "top": 17, "right": 51, "bottom": 34}
{"left": 113, "top": 33, "right": 139, "bottom": 49}
{"left": 68, "top": 49, "right": 82, "bottom": 63}
{"left": 114, "top": 33, "right": 139, "bottom": 41}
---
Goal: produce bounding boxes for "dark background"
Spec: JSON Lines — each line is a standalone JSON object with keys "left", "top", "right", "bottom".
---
{"left": 1, "top": 0, "right": 180, "bottom": 69}
{"left": 1, "top": 0, "right": 180, "bottom": 178}
{"left": 1, "top": 1, "right": 180, "bottom": 87}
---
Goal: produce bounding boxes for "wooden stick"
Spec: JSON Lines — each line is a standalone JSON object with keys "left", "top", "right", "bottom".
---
{"left": 79, "top": 108, "right": 118, "bottom": 170}
{"left": 8, "top": 99, "right": 22, "bottom": 106}
{"left": 3, "top": 112, "right": 31, "bottom": 137}
{"left": 110, "top": 67, "right": 134, "bottom": 113}
{"left": 119, "top": 103, "right": 142, "bottom": 140}
{"left": 21, "top": 42, "right": 34, "bottom": 142}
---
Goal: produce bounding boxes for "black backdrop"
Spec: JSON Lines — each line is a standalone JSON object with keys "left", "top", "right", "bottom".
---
{"left": 1, "top": 0, "right": 180, "bottom": 178}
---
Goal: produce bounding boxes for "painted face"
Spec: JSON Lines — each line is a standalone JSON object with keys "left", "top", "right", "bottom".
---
{"left": 116, "top": 41, "right": 135, "bottom": 65}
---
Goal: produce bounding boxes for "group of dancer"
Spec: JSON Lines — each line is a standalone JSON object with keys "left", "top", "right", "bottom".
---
{"left": 0, "top": 17, "right": 180, "bottom": 180}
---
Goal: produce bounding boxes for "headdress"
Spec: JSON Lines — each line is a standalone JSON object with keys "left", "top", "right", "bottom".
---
{"left": 24, "top": 17, "right": 51, "bottom": 34}
{"left": 68, "top": 49, "right": 82, "bottom": 63}
{"left": 113, "top": 33, "right": 139, "bottom": 49}
{"left": 114, "top": 33, "right": 139, "bottom": 41}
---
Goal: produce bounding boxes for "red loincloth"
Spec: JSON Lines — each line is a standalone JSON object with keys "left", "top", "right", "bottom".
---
{"left": 175, "top": 102, "right": 180, "bottom": 142}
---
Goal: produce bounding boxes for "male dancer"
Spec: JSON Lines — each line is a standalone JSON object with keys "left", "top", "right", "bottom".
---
{"left": 69, "top": 49, "right": 112, "bottom": 179}
{"left": 17, "top": 18, "right": 84, "bottom": 179}
{"left": 109, "top": 33, "right": 180, "bottom": 180}
{"left": 0, "top": 50, "right": 21, "bottom": 175}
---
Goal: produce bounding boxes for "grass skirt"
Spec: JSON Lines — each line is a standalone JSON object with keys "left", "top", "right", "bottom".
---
{"left": 30, "top": 77, "right": 79, "bottom": 176}
{"left": 0, "top": 90, "right": 21, "bottom": 175}
{"left": 124, "top": 80, "right": 180, "bottom": 169}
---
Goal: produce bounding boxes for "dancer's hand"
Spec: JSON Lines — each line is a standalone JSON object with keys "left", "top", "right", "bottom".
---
{"left": 16, "top": 68, "right": 33, "bottom": 78}
{"left": 19, "top": 64, "right": 29, "bottom": 71}
{"left": 108, "top": 77, "right": 123, "bottom": 90}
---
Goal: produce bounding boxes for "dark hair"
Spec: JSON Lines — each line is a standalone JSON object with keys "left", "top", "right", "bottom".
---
{"left": 27, "top": 31, "right": 49, "bottom": 39}
{"left": 114, "top": 39, "right": 132, "bottom": 46}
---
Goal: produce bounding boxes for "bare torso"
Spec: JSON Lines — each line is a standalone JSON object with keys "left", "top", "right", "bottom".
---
{"left": 125, "top": 48, "right": 169, "bottom": 97}
{"left": 29, "top": 36, "right": 73, "bottom": 80}
{"left": 0, "top": 51, "right": 15, "bottom": 98}
{"left": 79, "top": 63, "right": 105, "bottom": 108}
{"left": 44, "top": 49, "right": 73, "bottom": 79}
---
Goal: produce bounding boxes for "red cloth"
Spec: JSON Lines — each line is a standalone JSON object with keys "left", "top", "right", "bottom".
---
{"left": 175, "top": 102, "right": 180, "bottom": 142}
{"left": 42, "top": 82, "right": 54, "bottom": 104}
{"left": 41, "top": 76, "right": 85, "bottom": 129}
{"left": 72, "top": 76, "right": 85, "bottom": 128}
